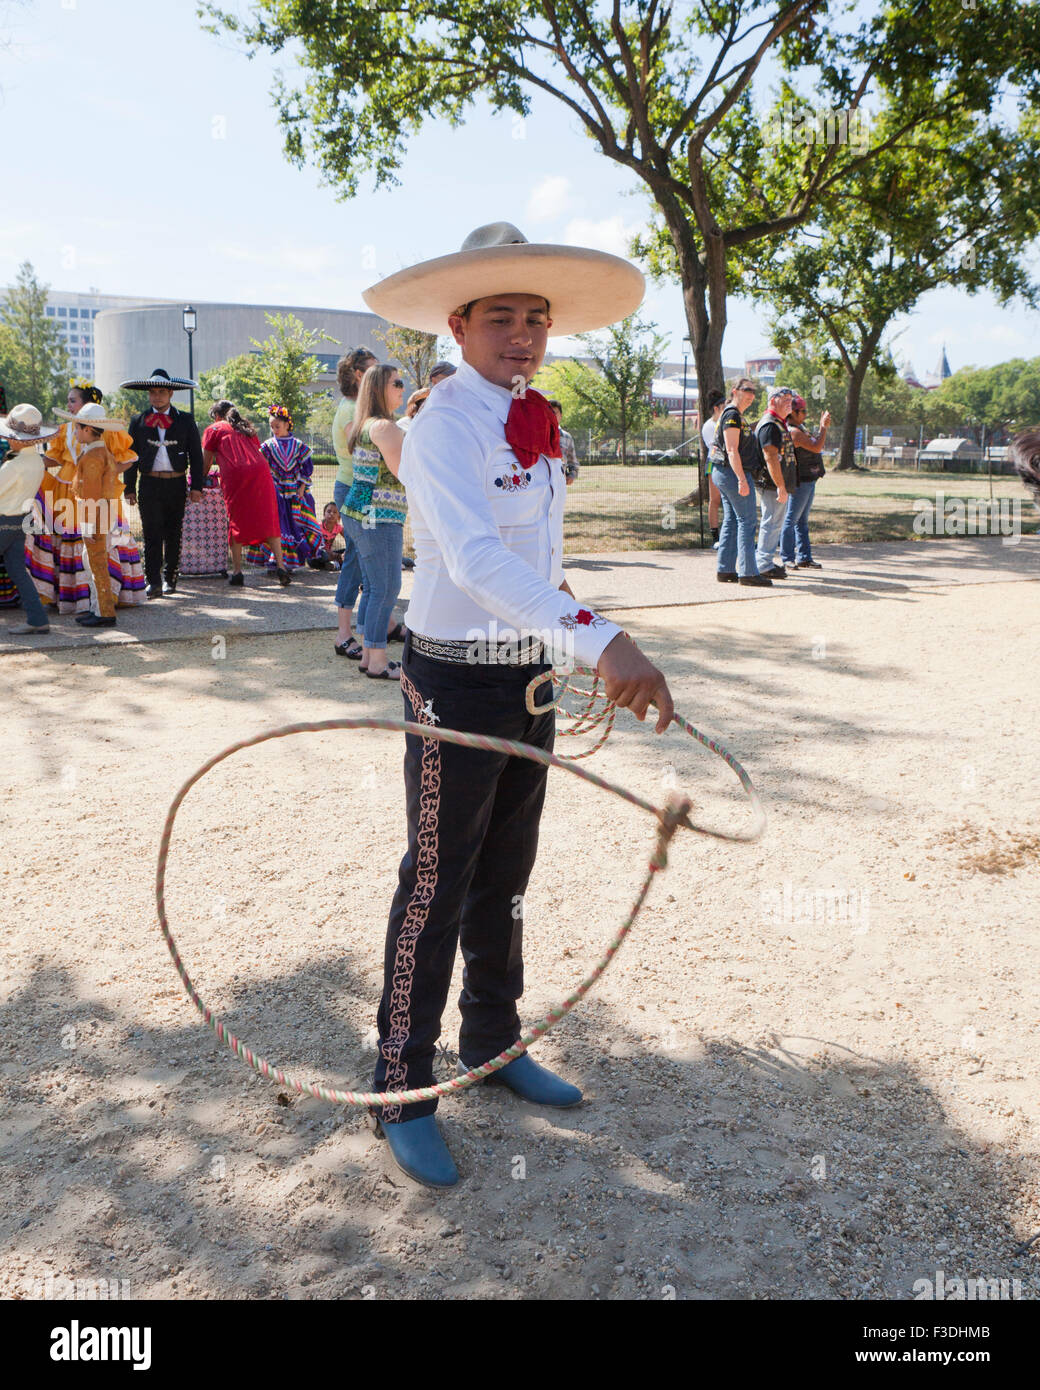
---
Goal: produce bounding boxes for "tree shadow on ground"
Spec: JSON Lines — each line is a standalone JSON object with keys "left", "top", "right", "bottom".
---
{"left": 2, "top": 961, "right": 1037, "bottom": 1301}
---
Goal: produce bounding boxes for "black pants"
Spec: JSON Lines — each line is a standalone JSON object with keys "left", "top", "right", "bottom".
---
{"left": 138, "top": 474, "right": 187, "bottom": 586}
{"left": 374, "top": 635, "right": 556, "bottom": 1122}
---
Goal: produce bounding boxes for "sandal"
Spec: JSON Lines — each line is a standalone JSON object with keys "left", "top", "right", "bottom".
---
{"left": 387, "top": 622, "right": 407, "bottom": 643}
{"left": 335, "top": 639, "right": 363, "bottom": 660}
{"left": 365, "top": 660, "right": 402, "bottom": 681}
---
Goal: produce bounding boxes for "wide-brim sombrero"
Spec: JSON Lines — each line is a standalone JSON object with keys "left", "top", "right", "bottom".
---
{"left": 119, "top": 368, "right": 197, "bottom": 391}
{"left": 55, "top": 406, "right": 127, "bottom": 431}
{"left": 0, "top": 405, "right": 60, "bottom": 442}
{"left": 362, "top": 222, "right": 645, "bottom": 338}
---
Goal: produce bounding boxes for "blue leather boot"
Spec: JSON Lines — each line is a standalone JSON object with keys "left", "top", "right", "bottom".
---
{"left": 461, "top": 1054, "right": 583, "bottom": 1107}
{"left": 375, "top": 1114, "right": 459, "bottom": 1188}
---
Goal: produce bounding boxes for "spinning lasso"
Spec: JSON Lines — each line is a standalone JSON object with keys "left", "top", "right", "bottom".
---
{"left": 156, "top": 660, "right": 765, "bottom": 1109}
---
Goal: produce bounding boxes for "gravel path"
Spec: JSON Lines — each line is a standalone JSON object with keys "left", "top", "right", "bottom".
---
{"left": 2, "top": 552, "right": 1038, "bottom": 1300}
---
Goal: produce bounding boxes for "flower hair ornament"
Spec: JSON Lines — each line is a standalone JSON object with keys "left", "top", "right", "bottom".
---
{"left": 269, "top": 405, "right": 293, "bottom": 428}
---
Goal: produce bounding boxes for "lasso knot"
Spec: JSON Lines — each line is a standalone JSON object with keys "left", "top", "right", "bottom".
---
{"left": 651, "top": 793, "right": 692, "bottom": 871}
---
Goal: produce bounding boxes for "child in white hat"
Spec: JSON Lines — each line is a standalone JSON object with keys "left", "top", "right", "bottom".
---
{"left": 0, "top": 404, "right": 59, "bottom": 634}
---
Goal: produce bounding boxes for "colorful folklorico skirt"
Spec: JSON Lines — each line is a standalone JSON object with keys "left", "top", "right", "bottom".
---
{"left": 244, "top": 483, "right": 327, "bottom": 570}
{"left": 25, "top": 474, "right": 146, "bottom": 613}
{"left": 0, "top": 554, "right": 17, "bottom": 607}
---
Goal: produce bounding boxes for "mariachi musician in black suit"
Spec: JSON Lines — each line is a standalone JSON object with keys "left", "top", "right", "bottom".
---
{"left": 121, "top": 368, "right": 205, "bottom": 597}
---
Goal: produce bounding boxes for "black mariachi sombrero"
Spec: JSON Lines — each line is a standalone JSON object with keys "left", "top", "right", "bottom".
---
{"left": 119, "top": 367, "right": 197, "bottom": 392}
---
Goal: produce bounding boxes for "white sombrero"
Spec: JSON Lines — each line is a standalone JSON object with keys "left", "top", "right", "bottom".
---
{"left": 55, "top": 402, "right": 126, "bottom": 431}
{"left": 362, "top": 222, "right": 645, "bottom": 337}
{"left": 119, "top": 367, "right": 197, "bottom": 391}
{"left": 0, "top": 403, "right": 60, "bottom": 442}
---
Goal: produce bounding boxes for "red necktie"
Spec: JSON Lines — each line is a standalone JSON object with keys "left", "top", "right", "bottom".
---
{"left": 145, "top": 412, "right": 171, "bottom": 429}
{"left": 504, "top": 388, "right": 560, "bottom": 469}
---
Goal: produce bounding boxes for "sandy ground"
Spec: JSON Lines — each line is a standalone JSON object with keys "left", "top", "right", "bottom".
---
{"left": 2, "top": 552, "right": 1039, "bottom": 1301}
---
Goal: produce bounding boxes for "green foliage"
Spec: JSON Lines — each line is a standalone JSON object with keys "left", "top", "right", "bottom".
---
{"left": 102, "top": 387, "right": 146, "bottom": 425}
{"left": 534, "top": 316, "right": 667, "bottom": 466}
{"left": 933, "top": 359, "right": 1040, "bottom": 434}
{"left": 201, "top": 0, "right": 1040, "bottom": 414}
{"left": 247, "top": 313, "right": 339, "bottom": 432}
{"left": 749, "top": 106, "right": 1040, "bottom": 464}
{"left": 193, "top": 353, "right": 265, "bottom": 430}
{"left": 372, "top": 324, "right": 451, "bottom": 390}
{"left": 304, "top": 391, "right": 338, "bottom": 440}
{"left": 530, "top": 361, "right": 602, "bottom": 434}
{"left": 0, "top": 261, "right": 69, "bottom": 413}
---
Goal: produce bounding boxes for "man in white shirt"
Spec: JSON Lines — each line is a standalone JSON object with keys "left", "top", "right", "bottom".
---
{"left": 362, "top": 222, "right": 673, "bottom": 1188}
{"left": 0, "top": 403, "right": 59, "bottom": 634}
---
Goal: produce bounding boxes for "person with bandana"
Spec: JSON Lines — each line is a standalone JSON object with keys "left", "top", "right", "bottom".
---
{"left": 121, "top": 368, "right": 205, "bottom": 598}
{"left": 360, "top": 222, "right": 674, "bottom": 1187}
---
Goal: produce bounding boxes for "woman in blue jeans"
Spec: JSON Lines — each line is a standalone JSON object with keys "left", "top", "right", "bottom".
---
{"left": 710, "top": 379, "right": 772, "bottom": 586}
{"left": 780, "top": 398, "right": 830, "bottom": 569}
{"left": 340, "top": 364, "right": 407, "bottom": 679}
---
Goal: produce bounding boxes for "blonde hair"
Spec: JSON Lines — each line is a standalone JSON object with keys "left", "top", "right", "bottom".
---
{"left": 345, "top": 363, "right": 399, "bottom": 453}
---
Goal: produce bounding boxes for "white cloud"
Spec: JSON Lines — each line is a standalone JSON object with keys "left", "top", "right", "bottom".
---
{"left": 526, "top": 175, "right": 572, "bottom": 224}
{"left": 562, "top": 215, "right": 641, "bottom": 259}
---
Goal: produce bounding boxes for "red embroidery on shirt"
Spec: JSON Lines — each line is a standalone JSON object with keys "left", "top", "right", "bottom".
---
{"left": 494, "top": 470, "right": 532, "bottom": 493}
{"left": 559, "top": 608, "right": 605, "bottom": 631}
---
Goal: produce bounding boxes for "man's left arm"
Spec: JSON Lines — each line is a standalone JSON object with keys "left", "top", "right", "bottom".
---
{"left": 183, "top": 415, "right": 206, "bottom": 494}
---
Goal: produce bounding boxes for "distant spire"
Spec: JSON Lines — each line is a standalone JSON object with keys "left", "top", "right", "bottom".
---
{"left": 936, "top": 344, "right": 952, "bottom": 380}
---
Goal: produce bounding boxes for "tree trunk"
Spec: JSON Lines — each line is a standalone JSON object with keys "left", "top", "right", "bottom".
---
{"left": 835, "top": 326, "right": 884, "bottom": 470}
{"left": 663, "top": 188, "right": 728, "bottom": 504}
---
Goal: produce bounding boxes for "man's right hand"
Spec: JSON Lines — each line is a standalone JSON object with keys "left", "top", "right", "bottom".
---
{"left": 124, "top": 493, "right": 136, "bottom": 506}
{"left": 737, "top": 476, "right": 750, "bottom": 497}
{"left": 778, "top": 487, "right": 789, "bottom": 505}
{"left": 596, "top": 633, "right": 674, "bottom": 734}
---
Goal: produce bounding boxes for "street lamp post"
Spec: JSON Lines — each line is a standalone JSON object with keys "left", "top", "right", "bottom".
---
{"left": 182, "top": 305, "right": 197, "bottom": 417}
{"left": 680, "top": 348, "right": 689, "bottom": 447}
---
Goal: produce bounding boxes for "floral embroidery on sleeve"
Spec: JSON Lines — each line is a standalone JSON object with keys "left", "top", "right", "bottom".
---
{"left": 558, "top": 608, "right": 606, "bottom": 630}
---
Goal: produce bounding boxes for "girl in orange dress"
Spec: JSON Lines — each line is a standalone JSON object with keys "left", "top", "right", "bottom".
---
{"left": 26, "top": 382, "right": 146, "bottom": 612}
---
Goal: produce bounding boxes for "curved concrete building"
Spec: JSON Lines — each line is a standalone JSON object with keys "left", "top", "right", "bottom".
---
{"left": 93, "top": 300, "right": 392, "bottom": 396}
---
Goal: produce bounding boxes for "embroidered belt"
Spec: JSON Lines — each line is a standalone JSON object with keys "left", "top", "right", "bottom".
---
{"left": 409, "top": 630, "right": 545, "bottom": 666}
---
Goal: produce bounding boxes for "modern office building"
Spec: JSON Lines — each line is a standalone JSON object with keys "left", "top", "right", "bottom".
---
{"left": 93, "top": 300, "right": 391, "bottom": 396}
{"left": 39, "top": 290, "right": 174, "bottom": 383}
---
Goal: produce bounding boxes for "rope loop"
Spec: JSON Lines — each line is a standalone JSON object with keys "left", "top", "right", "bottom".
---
{"left": 157, "top": 685, "right": 764, "bottom": 1108}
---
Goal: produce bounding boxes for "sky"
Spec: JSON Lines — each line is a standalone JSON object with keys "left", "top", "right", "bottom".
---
{"left": 3, "top": 0, "right": 1038, "bottom": 380}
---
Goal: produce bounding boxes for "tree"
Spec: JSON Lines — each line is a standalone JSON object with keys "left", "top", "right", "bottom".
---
{"left": 552, "top": 314, "right": 667, "bottom": 465}
{"left": 935, "top": 359, "right": 1040, "bottom": 439}
{"left": 750, "top": 110, "right": 1040, "bottom": 466}
{"left": 530, "top": 360, "right": 602, "bottom": 434}
{"left": 304, "top": 391, "right": 338, "bottom": 442}
{"left": 248, "top": 312, "right": 339, "bottom": 432}
{"left": 102, "top": 387, "right": 147, "bottom": 425}
{"left": 0, "top": 261, "right": 68, "bottom": 413}
{"left": 372, "top": 324, "right": 451, "bottom": 389}
{"left": 202, "top": 0, "right": 1040, "bottom": 440}
{"left": 193, "top": 352, "right": 265, "bottom": 430}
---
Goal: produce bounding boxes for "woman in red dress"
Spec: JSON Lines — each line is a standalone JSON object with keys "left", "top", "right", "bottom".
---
{"left": 201, "top": 401, "right": 290, "bottom": 586}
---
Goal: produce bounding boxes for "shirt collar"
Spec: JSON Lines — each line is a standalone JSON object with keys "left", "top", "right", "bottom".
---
{"left": 455, "top": 358, "right": 514, "bottom": 425}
